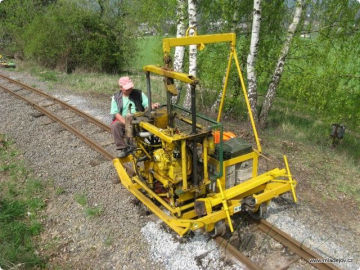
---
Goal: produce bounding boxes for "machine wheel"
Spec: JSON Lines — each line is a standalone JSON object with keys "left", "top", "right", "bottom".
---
{"left": 212, "top": 221, "right": 226, "bottom": 237}
{"left": 249, "top": 203, "right": 267, "bottom": 220}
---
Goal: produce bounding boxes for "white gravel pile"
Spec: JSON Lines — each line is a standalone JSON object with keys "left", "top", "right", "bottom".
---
{"left": 141, "top": 221, "right": 243, "bottom": 270}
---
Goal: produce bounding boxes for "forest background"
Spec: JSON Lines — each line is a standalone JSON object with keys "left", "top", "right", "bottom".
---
{"left": 0, "top": 0, "right": 359, "bottom": 153}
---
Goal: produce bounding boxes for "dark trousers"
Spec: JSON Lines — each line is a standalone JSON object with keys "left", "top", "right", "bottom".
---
{"left": 111, "top": 121, "right": 127, "bottom": 150}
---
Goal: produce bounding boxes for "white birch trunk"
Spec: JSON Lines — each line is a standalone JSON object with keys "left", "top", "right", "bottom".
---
{"left": 210, "top": 10, "right": 239, "bottom": 113}
{"left": 259, "top": 0, "right": 303, "bottom": 128}
{"left": 246, "top": 0, "right": 261, "bottom": 121}
{"left": 173, "top": 0, "right": 186, "bottom": 73}
{"left": 172, "top": 0, "right": 187, "bottom": 103}
{"left": 183, "top": 0, "right": 197, "bottom": 109}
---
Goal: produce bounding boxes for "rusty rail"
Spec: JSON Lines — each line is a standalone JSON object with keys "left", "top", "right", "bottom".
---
{"left": 0, "top": 73, "right": 111, "bottom": 132}
{"left": 0, "top": 76, "right": 114, "bottom": 161}
{"left": 257, "top": 219, "right": 340, "bottom": 270}
{"left": 215, "top": 236, "right": 262, "bottom": 270}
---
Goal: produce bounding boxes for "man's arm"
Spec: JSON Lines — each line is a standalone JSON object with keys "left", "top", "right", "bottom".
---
{"left": 110, "top": 96, "right": 125, "bottom": 124}
{"left": 114, "top": 113, "right": 125, "bottom": 124}
{"left": 141, "top": 93, "right": 160, "bottom": 110}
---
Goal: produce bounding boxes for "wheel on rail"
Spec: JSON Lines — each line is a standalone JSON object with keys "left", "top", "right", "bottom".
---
{"left": 249, "top": 203, "right": 268, "bottom": 220}
{"left": 211, "top": 220, "right": 227, "bottom": 237}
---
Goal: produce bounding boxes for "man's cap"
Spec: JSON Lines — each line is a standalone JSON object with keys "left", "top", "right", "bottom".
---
{"left": 118, "top": 76, "right": 134, "bottom": 90}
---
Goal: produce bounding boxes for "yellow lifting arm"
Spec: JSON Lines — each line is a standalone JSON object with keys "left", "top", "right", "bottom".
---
{"left": 162, "top": 33, "right": 236, "bottom": 54}
{"left": 143, "top": 65, "right": 197, "bottom": 84}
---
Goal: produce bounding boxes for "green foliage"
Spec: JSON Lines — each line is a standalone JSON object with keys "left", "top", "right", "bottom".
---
{"left": 0, "top": 137, "right": 46, "bottom": 269}
{"left": 256, "top": 1, "right": 290, "bottom": 96}
{"left": 198, "top": 0, "right": 253, "bottom": 33}
{"left": 22, "top": 0, "right": 134, "bottom": 73}
{"left": 195, "top": 0, "right": 360, "bottom": 131}
{"left": 126, "top": 0, "right": 177, "bottom": 35}
{"left": 279, "top": 27, "right": 360, "bottom": 128}
{"left": 0, "top": 0, "right": 53, "bottom": 54}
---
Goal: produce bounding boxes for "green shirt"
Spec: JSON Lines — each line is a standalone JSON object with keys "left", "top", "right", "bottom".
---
{"left": 110, "top": 92, "right": 149, "bottom": 116}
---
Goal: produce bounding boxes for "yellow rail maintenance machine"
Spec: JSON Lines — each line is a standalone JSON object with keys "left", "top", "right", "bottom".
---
{"left": 113, "top": 32, "right": 297, "bottom": 236}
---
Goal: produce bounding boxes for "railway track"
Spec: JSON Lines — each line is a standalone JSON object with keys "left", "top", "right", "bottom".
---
{"left": 0, "top": 73, "right": 115, "bottom": 160}
{"left": 0, "top": 73, "right": 341, "bottom": 270}
{"left": 255, "top": 219, "right": 340, "bottom": 270}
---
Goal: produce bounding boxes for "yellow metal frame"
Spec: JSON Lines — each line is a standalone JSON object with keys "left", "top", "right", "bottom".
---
{"left": 113, "top": 157, "right": 297, "bottom": 236}
{"left": 112, "top": 32, "right": 297, "bottom": 236}
{"left": 161, "top": 32, "right": 261, "bottom": 153}
{"left": 143, "top": 65, "right": 197, "bottom": 84}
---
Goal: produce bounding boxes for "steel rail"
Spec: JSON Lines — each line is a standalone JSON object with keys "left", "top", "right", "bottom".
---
{"left": 0, "top": 73, "right": 111, "bottom": 132}
{"left": 0, "top": 83, "right": 115, "bottom": 161}
{"left": 215, "top": 236, "right": 263, "bottom": 270}
{"left": 257, "top": 219, "right": 340, "bottom": 270}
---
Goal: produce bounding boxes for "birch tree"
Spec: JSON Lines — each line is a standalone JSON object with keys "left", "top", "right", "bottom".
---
{"left": 173, "top": 0, "right": 187, "bottom": 73}
{"left": 246, "top": 0, "right": 261, "bottom": 121}
{"left": 183, "top": 0, "right": 197, "bottom": 109}
{"left": 172, "top": 0, "right": 187, "bottom": 103}
{"left": 258, "top": 0, "right": 304, "bottom": 128}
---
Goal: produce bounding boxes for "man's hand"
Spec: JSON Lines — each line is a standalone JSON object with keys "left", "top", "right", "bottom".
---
{"left": 115, "top": 113, "right": 126, "bottom": 125}
{"left": 151, "top": 103, "right": 160, "bottom": 109}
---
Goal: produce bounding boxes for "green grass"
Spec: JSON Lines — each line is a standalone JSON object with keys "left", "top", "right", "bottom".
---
{"left": 262, "top": 107, "right": 360, "bottom": 206}
{"left": 55, "top": 186, "right": 65, "bottom": 196}
{"left": 38, "top": 70, "right": 58, "bottom": 82}
{"left": 0, "top": 135, "right": 47, "bottom": 269}
{"left": 74, "top": 193, "right": 87, "bottom": 207}
{"left": 16, "top": 59, "right": 167, "bottom": 104}
{"left": 85, "top": 206, "right": 103, "bottom": 217}
{"left": 74, "top": 193, "right": 103, "bottom": 218}
{"left": 266, "top": 102, "right": 360, "bottom": 161}
{"left": 133, "top": 36, "right": 163, "bottom": 71}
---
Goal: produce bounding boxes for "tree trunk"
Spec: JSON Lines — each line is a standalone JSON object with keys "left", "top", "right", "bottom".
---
{"left": 259, "top": 0, "right": 303, "bottom": 128}
{"left": 97, "top": 0, "right": 105, "bottom": 17}
{"left": 172, "top": 0, "right": 187, "bottom": 103}
{"left": 246, "top": 0, "right": 261, "bottom": 121}
{"left": 210, "top": 10, "right": 239, "bottom": 113}
{"left": 183, "top": 0, "right": 197, "bottom": 109}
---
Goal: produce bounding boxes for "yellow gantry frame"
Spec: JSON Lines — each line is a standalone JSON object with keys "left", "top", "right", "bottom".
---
{"left": 112, "top": 32, "right": 297, "bottom": 236}
{"left": 162, "top": 33, "right": 261, "bottom": 152}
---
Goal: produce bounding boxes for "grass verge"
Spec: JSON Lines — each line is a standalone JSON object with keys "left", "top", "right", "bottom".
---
{"left": 15, "top": 60, "right": 166, "bottom": 104}
{"left": 0, "top": 135, "right": 48, "bottom": 269}
{"left": 262, "top": 109, "right": 360, "bottom": 207}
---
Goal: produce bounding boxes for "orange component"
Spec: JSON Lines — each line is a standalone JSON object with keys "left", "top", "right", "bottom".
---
{"left": 212, "top": 131, "right": 236, "bottom": 144}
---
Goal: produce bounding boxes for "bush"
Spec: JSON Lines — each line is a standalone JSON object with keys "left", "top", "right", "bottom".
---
{"left": 0, "top": 0, "right": 53, "bottom": 55}
{"left": 22, "top": 0, "right": 135, "bottom": 73}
